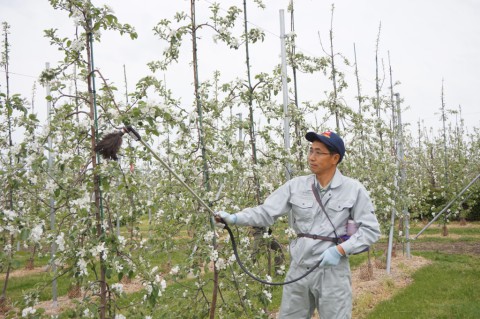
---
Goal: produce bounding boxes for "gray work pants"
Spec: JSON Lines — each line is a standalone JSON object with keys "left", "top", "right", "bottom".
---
{"left": 278, "top": 257, "right": 352, "bottom": 319}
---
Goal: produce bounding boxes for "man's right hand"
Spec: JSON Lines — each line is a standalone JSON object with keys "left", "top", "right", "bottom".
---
{"left": 215, "top": 211, "right": 237, "bottom": 225}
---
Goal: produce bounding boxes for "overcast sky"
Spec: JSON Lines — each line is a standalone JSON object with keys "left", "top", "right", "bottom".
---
{"left": 1, "top": 0, "right": 479, "bottom": 137}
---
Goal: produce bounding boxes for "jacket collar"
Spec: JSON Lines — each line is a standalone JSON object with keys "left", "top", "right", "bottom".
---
{"left": 311, "top": 168, "right": 343, "bottom": 190}
{"left": 330, "top": 168, "right": 344, "bottom": 189}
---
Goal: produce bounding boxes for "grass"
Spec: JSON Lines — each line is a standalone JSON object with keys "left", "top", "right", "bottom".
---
{"left": 4, "top": 250, "right": 51, "bottom": 270}
{"left": 366, "top": 252, "right": 480, "bottom": 319}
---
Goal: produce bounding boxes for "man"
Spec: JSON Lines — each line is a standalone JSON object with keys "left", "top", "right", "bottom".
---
{"left": 216, "top": 131, "right": 381, "bottom": 319}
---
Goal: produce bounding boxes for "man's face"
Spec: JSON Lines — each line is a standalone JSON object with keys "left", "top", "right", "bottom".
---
{"left": 308, "top": 141, "right": 339, "bottom": 175}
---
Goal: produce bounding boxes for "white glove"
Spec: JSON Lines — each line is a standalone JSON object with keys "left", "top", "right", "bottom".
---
{"left": 320, "top": 246, "right": 343, "bottom": 267}
{"left": 215, "top": 211, "right": 237, "bottom": 225}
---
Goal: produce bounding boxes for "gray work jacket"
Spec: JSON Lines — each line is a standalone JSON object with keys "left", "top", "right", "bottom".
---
{"left": 234, "top": 169, "right": 381, "bottom": 267}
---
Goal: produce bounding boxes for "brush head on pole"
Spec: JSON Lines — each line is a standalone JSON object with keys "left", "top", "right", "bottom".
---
{"left": 94, "top": 128, "right": 126, "bottom": 161}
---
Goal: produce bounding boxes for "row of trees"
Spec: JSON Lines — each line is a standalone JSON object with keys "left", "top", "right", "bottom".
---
{"left": 1, "top": 0, "right": 479, "bottom": 318}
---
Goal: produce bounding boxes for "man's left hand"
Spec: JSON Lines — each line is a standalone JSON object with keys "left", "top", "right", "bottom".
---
{"left": 320, "top": 246, "right": 343, "bottom": 266}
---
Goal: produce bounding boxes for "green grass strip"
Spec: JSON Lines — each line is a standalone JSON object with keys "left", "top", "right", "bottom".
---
{"left": 366, "top": 252, "right": 480, "bottom": 319}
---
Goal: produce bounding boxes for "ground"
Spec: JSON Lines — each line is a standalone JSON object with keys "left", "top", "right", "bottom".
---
{"left": 4, "top": 253, "right": 430, "bottom": 319}
{"left": 1, "top": 225, "right": 479, "bottom": 318}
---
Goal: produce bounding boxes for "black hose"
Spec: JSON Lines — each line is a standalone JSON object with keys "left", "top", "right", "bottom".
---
{"left": 222, "top": 223, "right": 323, "bottom": 286}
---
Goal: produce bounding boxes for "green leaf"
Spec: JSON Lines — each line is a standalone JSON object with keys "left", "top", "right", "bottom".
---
{"left": 105, "top": 267, "right": 112, "bottom": 279}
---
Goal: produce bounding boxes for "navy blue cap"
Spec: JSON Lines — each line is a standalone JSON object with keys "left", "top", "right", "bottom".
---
{"left": 305, "top": 131, "right": 345, "bottom": 163}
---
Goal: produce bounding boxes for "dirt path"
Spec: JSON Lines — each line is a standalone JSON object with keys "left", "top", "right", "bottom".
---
{"left": 410, "top": 241, "right": 480, "bottom": 255}
{"left": 0, "top": 266, "right": 48, "bottom": 280}
{"left": 373, "top": 238, "right": 480, "bottom": 256}
{"left": 350, "top": 255, "right": 431, "bottom": 319}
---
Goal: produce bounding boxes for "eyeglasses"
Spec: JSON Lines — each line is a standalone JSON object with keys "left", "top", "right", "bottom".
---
{"left": 308, "top": 149, "right": 332, "bottom": 157}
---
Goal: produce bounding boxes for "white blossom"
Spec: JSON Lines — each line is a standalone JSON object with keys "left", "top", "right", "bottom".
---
{"left": 113, "top": 260, "right": 123, "bottom": 272}
{"left": 22, "top": 307, "right": 36, "bottom": 317}
{"left": 203, "top": 231, "right": 214, "bottom": 242}
{"left": 230, "top": 37, "right": 240, "bottom": 49}
{"left": 29, "top": 175, "right": 37, "bottom": 185}
{"left": 93, "top": 29, "right": 102, "bottom": 38}
{"left": 78, "top": 117, "right": 91, "bottom": 131}
{"left": 150, "top": 266, "right": 159, "bottom": 275}
{"left": 71, "top": 7, "right": 83, "bottom": 26}
{"left": 276, "top": 265, "right": 285, "bottom": 275}
{"left": 227, "top": 254, "right": 236, "bottom": 265}
{"left": 117, "top": 235, "right": 126, "bottom": 247}
{"left": 71, "top": 195, "right": 90, "bottom": 210}
{"left": 240, "top": 237, "right": 250, "bottom": 245}
{"left": 158, "top": 278, "right": 167, "bottom": 296}
{"left": 77, "top": 258, "right": 88, "bottom": 276}
{"left": 76, "top": 248, "right": 86, "bottom": 258}
{"left": 156, "top": 209, "right": 164, "bottom": 219}
{"left": 90, "top": 242, "right": 108, "bottom": 259}
{"left": 183, "top": 214, "right": 192, "bottom": 224}
{"left": 56, "top": 233, "right": 65, "bottom": 251}
{"left": 263, "top": 290, "right": 272, "bottom": 303}
{"left": 45, "top": 179, "right": 56, "bottom": 193}
{"left": 111, "top": 283, "right": 124, "bottom": 294}
{"left": 4, "top": 244, "right": 12, "bottom": 254}
{"left": 29, "top": 222, "right": 44, "bottom": 243}
{"left": 215, "top": 258, "right": 226, "bottom": 270}
{"left": 144, "top": 282, "right": 153, "bottom": 295}
{"left": 284, "top": 228, "right": 297, "bottom": 239}
{"left": 209, "top": 248, "right": 218, "bottom": 262}
{"left": 83, "top": 308, "right": 93, "bottom": 318}
{"left": 3, "top": 210, "right": 17, "bottom": 220}
{"left": 170, "top": 265, "right": 180, "bottom": 275}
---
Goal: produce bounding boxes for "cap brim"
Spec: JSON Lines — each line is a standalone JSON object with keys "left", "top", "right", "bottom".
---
{"left": 305, "top": 132, "right": 335, "bottom": 150}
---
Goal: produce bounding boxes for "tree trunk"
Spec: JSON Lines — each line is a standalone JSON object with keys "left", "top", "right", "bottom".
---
{"left": 442, "top": 223, "right": 449, "bottom": 236}
{"left": 189, "top": 2, "right": 218, "bottom": 317}
{"left": 1, "top": 235, "right": 14, "bottom": 303}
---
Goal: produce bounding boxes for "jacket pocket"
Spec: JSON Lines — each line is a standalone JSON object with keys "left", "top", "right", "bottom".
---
{"left": 290, "top": 195, "right": 314, "bottom": 233}
{"left": 326, "top": 199, "right": 355, "bottom": 224}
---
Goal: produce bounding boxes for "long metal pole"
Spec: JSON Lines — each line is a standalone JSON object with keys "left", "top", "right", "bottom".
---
{"left": 279, "top": 9, "right": 293, "bottom": 234}
{"left": 46, "top": 62, "right": 57, "bottom": 307}
{"left": 280, "top": 10, "right": 293, "bottom": 231}
{"left": 386, "top": 92, "right": 399, "bottom": 274}
{"left": 414, "top": 174, "right": 480, "bottom": 239}
{"left": 280, "top": 9, "right": 291, "bottom": 181}
{"left": 396, "top": 93, "right": 410, "bottom": 258}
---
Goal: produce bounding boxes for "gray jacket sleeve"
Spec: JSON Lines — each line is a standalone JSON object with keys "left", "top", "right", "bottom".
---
{"left": 234, "top": 181, "right": 292, "bottom": 227}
